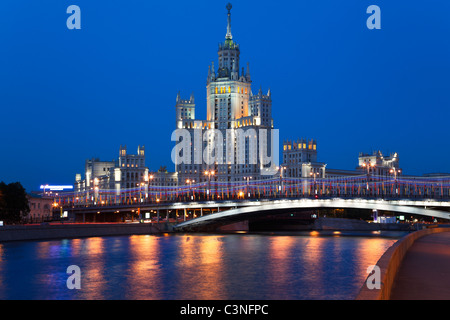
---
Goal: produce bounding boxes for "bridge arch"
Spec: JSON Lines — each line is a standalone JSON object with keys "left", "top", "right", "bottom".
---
{"left": 174, "top": 199, "right": 450, "bottom": 231}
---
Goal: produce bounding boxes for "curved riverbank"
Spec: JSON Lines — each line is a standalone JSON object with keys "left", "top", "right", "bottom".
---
{"left": 356, "top": 226, "right": 450, "bottom": 300}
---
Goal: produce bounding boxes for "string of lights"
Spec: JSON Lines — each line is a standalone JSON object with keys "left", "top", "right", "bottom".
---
{"left": 46, "top": 174, "right": 450, "bottom": 206}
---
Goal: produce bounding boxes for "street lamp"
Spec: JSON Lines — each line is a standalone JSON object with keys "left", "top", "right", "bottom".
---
{"left": 138, "top": 182, "right": 145, "bottom": 203}
{"left": 204, "top": 170, "right": 215, "bottom": 199}
{"left": 390, "top": 168, "right": 402, "bottom": 197}
{"left": 186, "top": 179, "right": 195, "bottom": 200}
{"left": 244, "top": 176, "right": 252, "bottom": 198}
{"left": 278, "top": 166, "right": 286, "bottom": 196}
{"left": 310, "top": 171, "right": 319, "bottom": 197}
{"left": 148, "top": 174, "right": 154, "bottom": 202}
{"left": 362, "top": 161, "right": 375, "bottom": 197}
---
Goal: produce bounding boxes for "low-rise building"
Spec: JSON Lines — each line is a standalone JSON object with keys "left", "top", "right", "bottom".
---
{"left": 26, "top": 194, "right": 53, "bottom": 223}
{"left": 282, "top": 138, "right": 402, "bottom": 180}
{"left": 74, "top": 145, "right": 149, "bottom": 203}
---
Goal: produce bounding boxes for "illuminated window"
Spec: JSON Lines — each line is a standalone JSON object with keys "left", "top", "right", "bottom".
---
{"left": 313, "top": 144, "right": 316, "bottom": 150}
{"left": 215, "top": 87, "right": 218, "bottom": 94}
{"left": 283, "top": 145, "right": 287, "bottom": 151}
{"left": 303, "top": 143, "right": 306, "bottom": 149}
{"left": 245, "top": 88, "right": 247, "bottom": 94}
{"left": 288, "top": 145, "right": 291, "bottom": 150}
{"left": 228, "top": 86, "right": 231, "bottom": 93}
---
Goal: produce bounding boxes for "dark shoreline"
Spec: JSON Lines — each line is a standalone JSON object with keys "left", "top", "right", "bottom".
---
{"left": 0, "top": 217, "right": 441, "bottom": 243}
{"left": 0, "top": 222, "right": 174, "bottom": 242}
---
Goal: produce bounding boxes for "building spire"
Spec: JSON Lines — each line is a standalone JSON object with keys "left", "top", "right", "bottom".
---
{"left": 226, "top": 3, "right": 232, "bottom": 40}
{"left": 246, "top": 62, "right": 251, "bottom": 82}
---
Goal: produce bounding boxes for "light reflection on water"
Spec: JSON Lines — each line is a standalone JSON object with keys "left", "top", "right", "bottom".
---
{"left": 0, "top": 232, "right": 402, "bottom": 300}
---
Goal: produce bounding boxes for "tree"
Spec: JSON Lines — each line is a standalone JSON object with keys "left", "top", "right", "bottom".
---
{"left": 0, "top": 182, "right": 30, "bottom": 224}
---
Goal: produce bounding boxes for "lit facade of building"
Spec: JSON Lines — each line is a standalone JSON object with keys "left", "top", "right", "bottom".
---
{"left": 282, "top": 139, "right": 326, "bottom": 178}
{"left": 357, "top": 151, "right": 401, "bottom": 176}
{"left": 148, "top": 167, "right": 178, "bottom": 188}
{"left": 175, "top": 3, "right": 276, "bottom": 186}
{"left": 74, "top": 145, "right": 150, "bottom": 199}
{"left": 282, "top": 138, "right": 402, "bottom": 179}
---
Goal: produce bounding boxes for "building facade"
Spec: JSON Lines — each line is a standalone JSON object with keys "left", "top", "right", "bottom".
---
{"left": 75, "top": 145, "right": 150, "bottom": 202}
{"left": 282, "top": 139, "right": 326, "bottom": 178}
{"left": 357, "top": 151, "right": 401, "bottom": 177}
{"left": 174, "top": 4, "right": 277, "bottom": 186}
{"left": 282, "top": 137, "right": 402, "bottom": 180}
{"left": 26, "top": 194, "right": 53, "bottom": 222}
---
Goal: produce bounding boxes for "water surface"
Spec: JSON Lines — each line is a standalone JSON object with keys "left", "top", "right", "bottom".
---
{"left": 0, "top": 232, "right": 402, "bottom": 299}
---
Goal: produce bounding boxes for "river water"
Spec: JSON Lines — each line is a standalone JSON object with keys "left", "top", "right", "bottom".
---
{"left": 0, "top": 231, "right": 404, "bottom": 300}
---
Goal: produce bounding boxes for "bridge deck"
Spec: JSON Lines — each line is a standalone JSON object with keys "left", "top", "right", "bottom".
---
{"left": 390, "top": 231, "right": 450, "bottom": 299}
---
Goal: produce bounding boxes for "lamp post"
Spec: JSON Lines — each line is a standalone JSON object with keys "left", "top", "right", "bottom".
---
{"left": 244, "top": 176, "right": 252, "bottom": 198}
{"left": 310, "top": 171, "right": 319, "bottom": 198}
{"left": 93, "top": 178, "right": 99, "bottom": 205}
{"left": 139, "top": 182, "right": 145, "bottom": 203}
{"left": 148, "top": 174, "right": 154, "bottom": 203}
{"left": 186, "top": 179, "right": 195, "bottom": 200}
{"left": 186, "top": 179, "right": 190, "bottom": 201}
{"left": 389, "top": 168, "right": 401, "bottom": 197}
{"left": 204, "top": 170, "right": 214, "bottom": 200}
{"left": 362, "top": 161, "right": 375, "bottom": 197}
{"left": 279, "top": 166, "right": 286, "bottom": 197}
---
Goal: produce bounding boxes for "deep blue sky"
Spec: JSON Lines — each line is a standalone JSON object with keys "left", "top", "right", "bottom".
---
{"left": 1, "top": 0, "right": 449, "bottom": 192}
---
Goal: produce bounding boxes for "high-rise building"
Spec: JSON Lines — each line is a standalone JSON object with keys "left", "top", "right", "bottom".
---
{"left": 175, "top": 3, "right": 277, "bottom": 185}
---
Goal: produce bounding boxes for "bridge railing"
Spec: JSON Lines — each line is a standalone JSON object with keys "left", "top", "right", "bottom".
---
{"left": 52, "top": 175, "right": 450, "bottom": 207}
